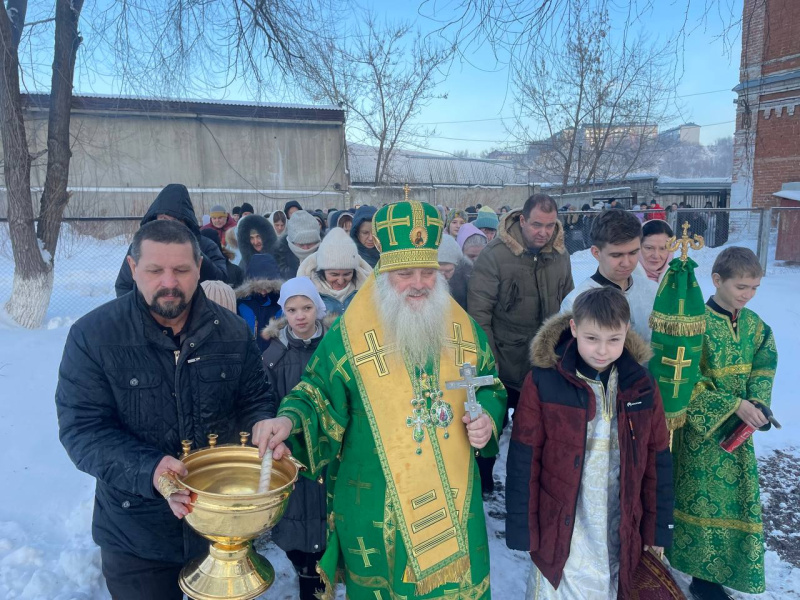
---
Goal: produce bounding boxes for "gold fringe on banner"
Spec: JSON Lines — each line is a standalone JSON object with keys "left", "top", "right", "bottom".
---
{"left": 649, "top": 311, "right": 706, "bottom": 337}
{"left": 404, "top": 554, "right": 471, "bottom": 596}
{"left": 666, "top": 412, "right": 687, "bottom": 431}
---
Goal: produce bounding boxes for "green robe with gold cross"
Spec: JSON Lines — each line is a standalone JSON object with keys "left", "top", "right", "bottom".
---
{"left": 667, "top": 301, "right": 778, "bottom": 593}
{"left": 277, "top": 275, "right": 506, "bottom": 600}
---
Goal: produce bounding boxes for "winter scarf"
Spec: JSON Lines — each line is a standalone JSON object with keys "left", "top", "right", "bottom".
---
{"left": 288, "top": 239, "right": 319, "bottom": 262}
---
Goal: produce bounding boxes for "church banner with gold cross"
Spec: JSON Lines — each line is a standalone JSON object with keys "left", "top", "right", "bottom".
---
{"left": 648, "top": 249, "right": 706, "bottom": 430}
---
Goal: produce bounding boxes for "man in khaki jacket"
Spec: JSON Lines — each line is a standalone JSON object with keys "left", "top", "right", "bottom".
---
{"left": 467, "top": 194, "right": 574, "bottom": 494}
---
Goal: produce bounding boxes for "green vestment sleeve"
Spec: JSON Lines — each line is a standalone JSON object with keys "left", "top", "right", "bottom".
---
{"left": 277, "top": 320, "right": 351, "bottom": 478}
{"left": 746, "top": 321, "right": 777, "bottom": 407}
{"left": 471, "top": 320, "right": 507, "bottom": 458}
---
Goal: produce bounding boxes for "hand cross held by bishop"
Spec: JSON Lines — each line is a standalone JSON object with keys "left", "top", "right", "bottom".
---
{"left": 445, "top": 362, "right": 495, "bottom": 420}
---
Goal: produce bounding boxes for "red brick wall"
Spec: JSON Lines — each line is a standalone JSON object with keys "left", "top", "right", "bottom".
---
{"left": 736, "top": 0, "right": 800, "bottom": 208}
{"left": 752, "top": 109, "right": 800, "bottom": 207}
{"left": 740, "top": 0, "right": 766, "bottom": 78}
{"left": 763, "top": 0, "right": 800, "bottom": 67}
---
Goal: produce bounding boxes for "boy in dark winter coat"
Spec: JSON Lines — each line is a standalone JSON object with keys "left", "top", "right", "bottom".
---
{"left": 506, "top": 287, "right": 673, "bottom": 599}
{"left": 260, "top": 277, "right": 331, "bottom": 600}
{"left": 115, "top": 183, "right": 228, "bottom": 296}
{"left": 237, "top": 213, "right": 278, "bottom": 274}
{"left": 235, "top": 254, "right": 283, "bottom": 352}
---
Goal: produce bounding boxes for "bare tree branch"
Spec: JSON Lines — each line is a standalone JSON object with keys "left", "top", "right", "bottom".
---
{"left": 294, "top": 12, "right": 453, "bottom": 184}
{"left": 507, "top": 0, "right": 678, "bottom": 192}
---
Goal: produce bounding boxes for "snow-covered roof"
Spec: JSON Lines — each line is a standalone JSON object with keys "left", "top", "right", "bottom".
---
{"left": 655, "top": 177, "right": 732, "bottom": 193}
{"left": 22, "top": 93, "right": 345, "bottom": 122}
{"left": 773, "top": 182, "right": 800, "bottom": 202}
{"left": 347, "top": 144, "right": 527, "bottom": 185}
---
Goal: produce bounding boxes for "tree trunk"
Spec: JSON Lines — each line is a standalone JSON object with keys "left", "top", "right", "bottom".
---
{"left": 0, "top": 4, "right": 51, "bottom": 327}
{"left": 38, "top": 0, "right": 84, "bottom": 257}
{"left": 2, "top": 0, "right": 83, "bottom": 328}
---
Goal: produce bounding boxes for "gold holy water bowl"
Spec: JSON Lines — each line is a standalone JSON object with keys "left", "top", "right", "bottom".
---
{"left": 159, "top": 432, "right": 302, "bottom": 600}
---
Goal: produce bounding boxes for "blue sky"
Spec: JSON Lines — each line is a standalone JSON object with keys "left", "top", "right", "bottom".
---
{"left": 63, "top": 0, "right": 742, "bottom": 155}
{"left": 391, "top": 0, "right": 743, "bottom": 154}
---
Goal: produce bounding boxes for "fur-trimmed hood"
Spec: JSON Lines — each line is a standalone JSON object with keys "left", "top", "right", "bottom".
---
{"left": 497, "top": 208, "right": 566, "bottom": 257}
{"left": 237, "top": 214, "right": 278, "bottom": 266}
{"left": 234, "top": 277, "right": 284, "bottom": 299}
{"left": 260, "top": 313, "right": 338, "bottom": 341}
{"left": 529, "top": 312, "right": 652, "bottom": 369}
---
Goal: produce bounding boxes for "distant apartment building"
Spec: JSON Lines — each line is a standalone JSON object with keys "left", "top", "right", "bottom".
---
{"left": 658, "top": 123, "right": 701, "bottom": 145}
{"left": 535, "top": 123, "right": 659, "bottom": 151}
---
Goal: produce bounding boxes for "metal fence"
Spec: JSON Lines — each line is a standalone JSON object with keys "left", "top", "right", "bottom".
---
{"left": 0, "top": 208, "right": 796, "bottom": 323}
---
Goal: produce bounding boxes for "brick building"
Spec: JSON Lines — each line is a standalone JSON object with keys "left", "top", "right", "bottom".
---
{"left": 732, "top": 0, "right": 800, "bottom": 209}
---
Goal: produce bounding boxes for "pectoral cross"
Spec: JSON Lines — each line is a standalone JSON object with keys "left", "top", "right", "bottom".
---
{"left": 406, "top": 397, "right": 431, "bottom": 454}
{"left": 445, "top": 362, "right": 494, "bottom": 420}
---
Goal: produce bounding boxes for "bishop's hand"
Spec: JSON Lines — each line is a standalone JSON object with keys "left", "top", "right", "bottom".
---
{"left": 253, "top": 416, "right": 293, "bottom": 459}
{"left": 462, "top": 413, "right": 492, "bottom": 449}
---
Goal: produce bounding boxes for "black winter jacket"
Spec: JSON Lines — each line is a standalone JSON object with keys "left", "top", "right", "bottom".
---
{"left": 56, "top": 286, "right": 277, "bottom": 564}
{"left": 114, "top": 184, "right": 228, "bottom": 297}
{"left": 260, "top": 317, "right": 331, "bottom": 553}
{"left": 273, "top": 235, "right": 301, "bottom": 280}
{"left": 448, "top": 259, "right": 472, "bottom": 311}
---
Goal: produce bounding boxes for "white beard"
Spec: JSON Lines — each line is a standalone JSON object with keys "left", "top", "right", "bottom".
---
{"left": 375, "top": 272, "right": 450, "bottom": 367}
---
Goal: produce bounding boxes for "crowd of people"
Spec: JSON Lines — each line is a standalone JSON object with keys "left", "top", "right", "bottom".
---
{"left": 55, "top": 183, "right": 777, "bottom": 600}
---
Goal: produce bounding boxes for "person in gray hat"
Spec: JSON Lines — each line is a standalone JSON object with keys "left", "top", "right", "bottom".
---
{"left": 437, "top": 234, "right": 472, "bottom": 310}
{"left": 274, "top": 210, "right": 321, "bottom": 280}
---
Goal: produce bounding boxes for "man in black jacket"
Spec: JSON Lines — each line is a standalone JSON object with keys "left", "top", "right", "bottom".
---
{"left": 57, "top": 219, "right": 277, "bottom": 599}
{"left": 114, "top": 183, "right": 228, "bottom": 297}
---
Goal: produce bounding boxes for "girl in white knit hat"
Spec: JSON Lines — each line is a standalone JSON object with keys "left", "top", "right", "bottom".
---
{"left": 296, "top": 227, "right": 372, "bottom": 317}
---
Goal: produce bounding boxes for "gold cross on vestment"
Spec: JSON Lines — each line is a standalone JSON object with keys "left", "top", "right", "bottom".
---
{"left": 446, "top": 322, "right": 478, "bottom": 366}
{"left": 329, "top": 352, "right": 351, "bottom": 383}
{"left": 353, "top": 330, "right": 393, "bottom": 377}
{"left": 347, "top": 469, "right": 372, "bottom": 505}
{"left": 306, "top": 355, "right": 320, "bottom": 377}
{"left": 478, "top": 339, "right": 495, "bottom": 371}
{"left": 348, "top": 536, "right": 379, "bottom": 568}
{"left": 375, "top": 204, "right": 410, "bottom": 246}
{"left": 661, "top": 346, "right": 692, "bottom": 398}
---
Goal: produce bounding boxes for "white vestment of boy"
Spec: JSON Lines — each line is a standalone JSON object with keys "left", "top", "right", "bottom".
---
{"left": 526, "top": 369, "right": 622, "bottom": 600}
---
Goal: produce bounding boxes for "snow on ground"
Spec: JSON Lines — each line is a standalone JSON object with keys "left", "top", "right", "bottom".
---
{"left": 0, "top": 232, "right": 798, "bottom": 599}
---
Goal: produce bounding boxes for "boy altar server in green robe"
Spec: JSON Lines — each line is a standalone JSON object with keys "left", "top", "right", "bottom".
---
{"left": 668, "top": 247, "right": 778, "bottom": 599}
{"left": 255, "top": 200, "right": 507, "bottom": 600}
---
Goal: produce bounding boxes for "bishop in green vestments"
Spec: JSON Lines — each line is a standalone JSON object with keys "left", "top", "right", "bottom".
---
{"left": 667, "top": 296, "right": 777, "bottom": 594}
{"left": 257, "top": 200, "right": 506, "bottom": 599}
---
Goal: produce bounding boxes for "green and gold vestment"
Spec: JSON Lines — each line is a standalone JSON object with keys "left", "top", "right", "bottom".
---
{"left": 277, "top": 274, "right": 507, "bottom": 600}
{"left": 667, "top": 300, "right": 777, "bottom": 593}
